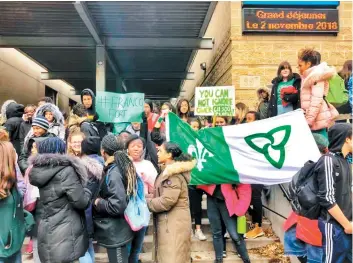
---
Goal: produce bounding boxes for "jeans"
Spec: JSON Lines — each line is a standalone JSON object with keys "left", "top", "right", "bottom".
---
{"left": 128, "top": 227, "right": 147, "bottom": 263}
{"left": 277, "top": 104, "right": 294, "bottom": 115}
{"left": 0, "top": 251, "right": 22, "bottom": 263}
{"left": 207, "top": 195, "right": 250, "bottom": 262}
{"left": 107, "top": 245, "right": 128, "bottom": 263}
{"left": 284, "top": 225, "right": 323, "bottom": 263}
{"left": 189, "top": 188, "right": 203, "bottom": 226}
{"left": 249, "top": 184, "right": 263, "bottom": 226}
{"left": 79, "top": 239, "right": 95, "bottom": 263}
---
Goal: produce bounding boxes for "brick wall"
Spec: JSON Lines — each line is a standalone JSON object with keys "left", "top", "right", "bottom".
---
{"left": 230, "top": 1, "right": 352, "bottom": 110}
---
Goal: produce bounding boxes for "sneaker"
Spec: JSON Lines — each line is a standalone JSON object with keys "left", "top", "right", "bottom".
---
{"left": 25, "top": 239, "right": 33, "bottom": 255}
{"left": 194, "top": 229, "right": 207, "bottom": 241}
{"left": 224, "top": 231, "right": 230, "bottom": 239}
{"left": 244, "top": 223, "right": 265, "bottom": 239}
{"left": 222, "top": 251, "right": 227, "bottom": 258}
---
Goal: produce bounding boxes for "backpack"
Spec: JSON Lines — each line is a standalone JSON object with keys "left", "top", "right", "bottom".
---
{"left": 288, "top": 160, "right": 321, "bottom": 220}
{"left": 326, "top": 74, "right": 349, "bottom": 107}
{"left": 92, "top": 121, "right": 108, "bottom": 140}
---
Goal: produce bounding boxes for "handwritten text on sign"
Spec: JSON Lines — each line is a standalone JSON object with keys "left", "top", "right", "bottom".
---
{"left": 194, "top": 86, "right": 235, "bottom": 116}
{"left": 242, "top": 8, "right": 339, "bottom": 34}
{"left": 96, "top": 92, "right": 144, "bottom": 123}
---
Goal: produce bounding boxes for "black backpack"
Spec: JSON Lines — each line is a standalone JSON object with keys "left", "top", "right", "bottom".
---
{"left": 93, "top": 121, "right": 108, "bottom": 140}
{"left": 288, "top": 160, "right": 321, "bottom": 219}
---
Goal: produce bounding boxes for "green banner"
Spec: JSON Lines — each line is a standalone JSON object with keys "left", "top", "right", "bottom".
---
{"left": 96, "top": 92, "right": 144, "bottom": 123}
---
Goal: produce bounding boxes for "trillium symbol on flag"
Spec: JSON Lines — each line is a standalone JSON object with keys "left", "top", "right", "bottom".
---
{"left": 244, "top": 125, "right": 291, "bottom": 169}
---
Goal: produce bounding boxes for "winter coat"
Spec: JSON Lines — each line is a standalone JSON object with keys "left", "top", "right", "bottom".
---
{"left": 198, "top": 184, "right": 251, "bottom": 217}
{"left": 81, "top": 89, "right": 99, "bottom": 121}
{"left": 268, "top": 73, "right": 301, "bottom": 118}
{"left": 18, "top": 134, "right": 55, "bottom": 174}
{"left": 20, "top": 120, "right": 32, "bottom": 149}
{"left": 0, "top": 99, "right": 16, "bottom": 125}
{"left": 4, "top": 102, "right": 24, "bottom": 155}
{"left": 15, "top": 162, "right": 26, "bottom": 197}
{"left": 80, "top": 155, "right": 103, "bottom": 238}
{"left": 29, "top": 154, "right": 92, "bottom": 263}
{"left": 68, "top": 114, "right": 99, "bottom": 138}
{"left": 0, "top": 187, "right": 26, "bottom": 259}
{"left": 24, "top": 104, "right": 65, "bottom": 147}
{"left": 147, "top": 160, "right": 196, "bottom": 263}
{"left": 93, "top": 160, "right": 133, "bottom": 248}
{"left": 300, "top": 62, "right": 339, "bottom": 130}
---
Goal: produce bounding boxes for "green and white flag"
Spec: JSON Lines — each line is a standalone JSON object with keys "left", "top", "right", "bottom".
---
{"left": 166, "top": 110, "right": 321, "bottom": 185}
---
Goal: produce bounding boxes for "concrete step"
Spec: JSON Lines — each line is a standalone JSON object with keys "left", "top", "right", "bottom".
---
{"left": 146, "top": 218, "right": 272, "bottom": 235}
{"left": 89, "top": 235, "right": 277, "bottom": 254}
{"left": 22, "top": 252, "right": 272, "bottom": 263}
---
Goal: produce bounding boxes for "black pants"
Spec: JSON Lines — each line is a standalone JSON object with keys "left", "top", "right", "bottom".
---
{"left": 107, "top": 245, "right": 128, "bottom": 263}
{"left": 189, "top": 187, "right": 203, "bottom": 226}
{"left": 249, "top": 184, "right": 263, "bottom": 226}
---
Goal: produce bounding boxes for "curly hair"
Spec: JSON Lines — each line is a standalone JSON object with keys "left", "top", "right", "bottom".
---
{"left": 298, "top": 48, "right": 320, "bottom": 67}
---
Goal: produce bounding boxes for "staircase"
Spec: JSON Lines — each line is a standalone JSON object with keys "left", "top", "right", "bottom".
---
{"left": 22, "top": 195, "right": 282, "bottom": 263}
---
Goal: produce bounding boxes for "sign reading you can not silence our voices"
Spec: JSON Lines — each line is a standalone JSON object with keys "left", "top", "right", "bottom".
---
{"left": 194, "top": 86, "right": 235, "bottom": 116}
{"left": 243, "top": 8, "right": 339, "bottom": 34}
{"left": 96, "top": 91, "right": 144, "bottom": 123}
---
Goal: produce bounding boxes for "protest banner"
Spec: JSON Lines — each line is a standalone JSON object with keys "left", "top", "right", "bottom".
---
{"left": 194, "top": 86, "right": 235, "bottom": 116}
{"left": 96, "top": 91, "right": 144, "bottom": 123}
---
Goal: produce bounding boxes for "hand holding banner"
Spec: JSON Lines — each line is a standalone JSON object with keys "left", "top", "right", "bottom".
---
{"left": 96, "top": 91, "right": 144, "bottom": 123}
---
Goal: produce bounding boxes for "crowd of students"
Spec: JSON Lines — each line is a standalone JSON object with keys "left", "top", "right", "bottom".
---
{"left": 0, "top": 47, "right": 351, "bottom": 263}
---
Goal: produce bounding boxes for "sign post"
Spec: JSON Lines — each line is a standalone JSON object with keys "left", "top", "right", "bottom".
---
{"left": 194, "top": 86, "right": 235, "bottom": 116}
{"left": 96, "top": 91, "right": 144, "bottom": 123}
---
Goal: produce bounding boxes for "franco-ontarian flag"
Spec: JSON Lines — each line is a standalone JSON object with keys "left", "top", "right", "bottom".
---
{"left": 166, "top": 110, "right": 321, "bottom": 185}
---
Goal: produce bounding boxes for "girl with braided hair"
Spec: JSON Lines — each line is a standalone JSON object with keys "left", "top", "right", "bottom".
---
{"left": 93, "top": 134, "right": 137, "bottom": 263}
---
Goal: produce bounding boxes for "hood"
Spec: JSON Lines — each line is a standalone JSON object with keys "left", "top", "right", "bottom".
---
{"left": 1, "top": 100, "right": 16, "bottom": 123}
{"left": 271, "top": 72, "right": 301, "bottom": 85}
{"left": 35, "top": 103, "right": 64, "bottom": 126}
{"left": 29, "top": 154, "right": 87, "bottom": 187}
{"left": 81, "top": 155, "right": 104, "bottom": 180}
{"left": 68, "top": 113, "right": 87, "bottom": 132}
{"left": 81, "top": 89, "right": 96, "bottom": 111}
{"left": 161, "top": 159, "right": 196, "bottom": 182}
{"left": 301, "top": 62, "right": 336, "bottom": 90}
{"left": 126, "top": 124, "right": 140, "bottom": 136}
{"left": 6, "top": 102, "right": 24, "bottom": 119}
{"left": 328, "top": 123, "right": 352, "bottom": 153}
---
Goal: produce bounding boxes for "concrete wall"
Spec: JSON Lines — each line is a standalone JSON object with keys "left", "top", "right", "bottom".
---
{"left": 230, "top": 1, "right": 353, "bottom": 109}
{"left": 0, "top": 48, "right": 79, "bottom": 114}
{"left": 182, "top": 2, "right": 232, "bottom": 101}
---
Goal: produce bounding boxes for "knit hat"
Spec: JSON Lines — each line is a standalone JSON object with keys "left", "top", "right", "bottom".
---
{"left": 101, "top": 134, "right": 121, "bottom": 156}
{"left": 72, "top": 103, "right": 87, "bottom": 117}
{"left": 82, "top": 136, "right": 101, "bottom": 155}
{"left": 312, "top": 133, "right": 329, "bottom": 154}
{"left": 32, "top": 116, "right": 49, "bottom": 131}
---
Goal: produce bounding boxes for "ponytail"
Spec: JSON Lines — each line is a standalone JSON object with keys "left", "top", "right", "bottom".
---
{"left": 164, "top": 142, "right": 194, "bottom": 162}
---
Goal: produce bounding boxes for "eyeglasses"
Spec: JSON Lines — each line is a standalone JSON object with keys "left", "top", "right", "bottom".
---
{"left": 71, "top": 141, "right": 82, "bottom": 145}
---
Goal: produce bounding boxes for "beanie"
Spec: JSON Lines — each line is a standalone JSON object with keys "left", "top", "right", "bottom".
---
{"left": 82, "top": 136, "right": 101, "bottom": 155}
{"left": 32, "top": 116, "right": 49, "bottom": 131}
{"left": 101, "top": 134, "right": 120, "bottom": 156}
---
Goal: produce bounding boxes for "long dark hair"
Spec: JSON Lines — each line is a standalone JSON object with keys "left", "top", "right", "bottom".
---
{"left": 277, "top": 61, "right": 294, "bottom": 81}
{"left": 114, "top": 136, "right": 137, "bottom": 196}
{"left": 338, "top": 60, "right": 352, "bottom": 85}
{"left": 162, "top": 102, "right": 176, "bottom": 113}
{"left": 176, "top": 99, "right": 190, "bottom": 119}
{"left": 163, "top": 142, "right": 193, "bottom": 162}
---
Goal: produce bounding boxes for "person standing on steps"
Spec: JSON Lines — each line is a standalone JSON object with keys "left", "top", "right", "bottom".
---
{"left": 188, "top": 117, "right": 207, "bottom": 241}
{"left": 81, "top": 89, "right": 99, "bottom": 122}
{"left": 256, "top": 88, "right": 270, "bottom": 120}
{"left": 144, "top": 99, "right": 159, "bottom": 132}
{"left": 177, "top": 99, "right": 191, "bottom": 122}
{"left": 4, "top": 102, "right": 25, "bottom": 155}
{"left": 151, "top": 102, "right": 175, "bottom": 146}
{"left": 126, "top": 135, "right": 158, "bottom": 263}
{"left": 267, "top": 61, "right": 301, "bottom": 118}
{"left": 93, "top": 134, "right": 136, "bottom": 263}
{"left": 20, "top": 104, "right": 37, "bottom": 149}
{"left": 298, "top": 48, "right": 338, "bottom": 139}
{"left": 146, "top": 142, "right": 196, "bottom": 263}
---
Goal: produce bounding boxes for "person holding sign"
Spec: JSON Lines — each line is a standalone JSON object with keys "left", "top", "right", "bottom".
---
{"left": 267, "top": 61, "right": 301, "bottom": 118}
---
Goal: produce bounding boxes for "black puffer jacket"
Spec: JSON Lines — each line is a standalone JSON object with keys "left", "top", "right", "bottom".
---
{"left": 19, "top": 120, "right": 32, "bottom": 149}
{"left": 93, "top": 159, "right": 133, "bottom": 248}
{"left": 29, "top": 154, "right": 92, "bottom": 263}
{"left": 267, "top": 73, "right": 301, "bottom": 118}
{"left": 4, "top": 102, "right": 24, "bottom": 155}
